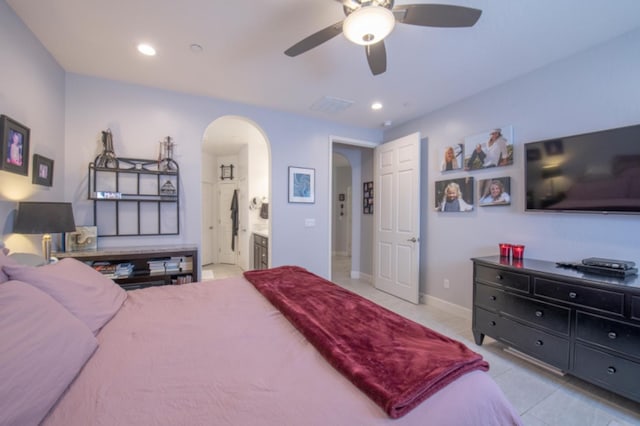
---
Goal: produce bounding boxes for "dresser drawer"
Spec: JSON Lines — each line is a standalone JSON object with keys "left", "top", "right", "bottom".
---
{"left": 475, "top": 265, "right": 530, "bottom": 293}
{"left": 576, "top": 312, "right": 640, "bottom": 357}
{"left": 533, "top": 278, "right": 624, "bottom": 316}
{"left": 502, "top": 293, "right": 570, "bottom": 335}
{"left": 474, "top": 283, "right": 505, "bottom": 312}
{"left": 474, "top": 307, "right": 570, "bottom": 370}
{"left": 574, "top": 343, "right": 640, "bottom": 402}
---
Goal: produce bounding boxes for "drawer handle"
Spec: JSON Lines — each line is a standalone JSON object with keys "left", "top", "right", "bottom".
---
{"left": 535, "top": 340, "right": 544, "bottom": 346}
{"left": 490, "top": 295, "right": 497, "bottom": 301}
{"left": 607, "top": 366, "right": 616, "bottom": 375}
{"left": 489, "top": 321, "right": 496, "bottom": 326}
{"left": 608, "top": 332, "right": 617, "bottom": 339}
{"left": 568, "top": 291, "right": 577, "bottom": 299}
{"left": 495, "top": 274, "right": 503, "bottom": 281}
{"left": 535, "top": 310, "right": 543, "bottom": 318}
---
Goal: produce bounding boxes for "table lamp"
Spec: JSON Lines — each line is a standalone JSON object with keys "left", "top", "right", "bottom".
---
{"left": 13, "top": 201, "right": 76, "bottom": 263}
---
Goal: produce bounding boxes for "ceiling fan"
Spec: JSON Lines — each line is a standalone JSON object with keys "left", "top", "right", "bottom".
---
{"left": 284, "top": 0, "right": 482, "bottom": 76}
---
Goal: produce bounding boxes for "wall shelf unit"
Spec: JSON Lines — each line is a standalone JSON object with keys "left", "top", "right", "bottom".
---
{"left": 88, "top": 157, "right": 179, "bottom": 237}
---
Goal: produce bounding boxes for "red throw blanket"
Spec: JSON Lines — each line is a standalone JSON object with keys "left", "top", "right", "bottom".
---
{"left": 243, "top": 266, "right": 489, "bottom": 418}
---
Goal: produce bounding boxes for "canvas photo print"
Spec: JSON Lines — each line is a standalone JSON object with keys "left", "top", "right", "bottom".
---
{"left": 435, "top": 177, "right": 474, "bottom": 212}
{"left": 464, "top": 125, "right": 514, "bottom": 170}
{"left": 440, "top": 143, "right": 464, "bottom": 172}
{"left": 478, "top": 177, "right": 511, "bottom": 206}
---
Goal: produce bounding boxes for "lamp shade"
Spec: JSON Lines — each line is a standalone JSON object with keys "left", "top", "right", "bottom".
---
{"left": 14, "top": 202, "right": 76, "bottom": 234}
{"left": 343, "top": 5, "right": 395, "bottom": 46}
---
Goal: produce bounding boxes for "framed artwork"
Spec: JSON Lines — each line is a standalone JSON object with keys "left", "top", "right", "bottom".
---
{"left": 64, "top": 226, "right": 98, "bottom": 252}
{"left": 288, "top": 166, "right": 315, "bottom": 203}
{"left": 435, "top": 177, "right": 474, "bottom": 212}
{"left": 363, "top": 181, "right": 373, "bottom": 214}
{"left": 478, "top": 177, "right": 511, "bottom": 206}
{"left": 0, "top": 114, "right": 30, "bottom": 176}
{"left": 32, "top": 154, "right": 54, "bottom": 186}
{"left": 440, "top": 143, "right": 464, "bottom": 172}
{"left": 463, "top": 125, "right": 513, "bottom": 171}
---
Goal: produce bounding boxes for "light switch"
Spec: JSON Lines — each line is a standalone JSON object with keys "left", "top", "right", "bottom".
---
{"left": 304, "top": 218, "right": 316, "bottom": 227}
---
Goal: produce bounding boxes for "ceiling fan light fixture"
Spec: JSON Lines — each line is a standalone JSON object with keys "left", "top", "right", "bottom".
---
{"left": 343, "top": 5, "right": 395, "bottom": 46}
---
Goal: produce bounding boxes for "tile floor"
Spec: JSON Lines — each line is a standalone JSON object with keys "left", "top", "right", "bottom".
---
{"left": 202, "top": 258, "right": 640, "bottom": 426}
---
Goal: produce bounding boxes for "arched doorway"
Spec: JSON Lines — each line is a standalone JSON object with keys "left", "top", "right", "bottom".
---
{"left": 201, "top": 116, "right": 270, "bottom": 277}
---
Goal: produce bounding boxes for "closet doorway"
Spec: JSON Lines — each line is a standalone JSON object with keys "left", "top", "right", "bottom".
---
{"left": 201, "top": 116, "right": 270, "bottom": 273}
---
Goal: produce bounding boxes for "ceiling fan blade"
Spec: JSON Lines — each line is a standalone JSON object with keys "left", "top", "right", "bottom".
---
{"left": 394, "top": 4, "right": 482, "bottom": 28}
{"left": 366, "top": 41, "right": 387, "bottom": 76}
{"left": 284, "top": 21, "right": 344, "bottom": 57}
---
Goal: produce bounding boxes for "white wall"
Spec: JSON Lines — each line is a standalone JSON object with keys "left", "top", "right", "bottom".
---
{"left": 385, "top": 28, "right": 640, "bottom": 309}
{"left": 0, "top": 0, "right": 66, "bottom": 254}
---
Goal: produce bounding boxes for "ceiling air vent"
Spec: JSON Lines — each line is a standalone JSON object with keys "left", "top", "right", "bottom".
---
{"left": 310, "top": 96, "right": 354, "bottom": 114}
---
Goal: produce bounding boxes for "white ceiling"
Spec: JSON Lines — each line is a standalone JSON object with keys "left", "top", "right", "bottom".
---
{"left": 8, "top": 0, "right": 640, "bottom": 132}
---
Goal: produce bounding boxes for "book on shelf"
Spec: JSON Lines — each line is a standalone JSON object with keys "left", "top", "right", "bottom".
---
{"left": 92, "top": 262, "right": 134, "bottom": 279}
{"left": 147, "top": 256, "right": 192, "bottom": 274}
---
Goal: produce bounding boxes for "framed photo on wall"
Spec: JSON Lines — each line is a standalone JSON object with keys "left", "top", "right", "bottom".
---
{"left": 288, "top": 166, "right": 315, "bottom": 203}
{"left": 32, "top": 154, "right": 54, "bottom": 186}
{"left": 0, "top": 114, "right": 30, "bottom": 176}
{"left": 435, "top": 177, "right": 474, "bottom": 212}
{"left": 363, "top": 181, "right": 373, "bottom": 214}
{"left": 440, "top": 143, "right": 464, "bottom": 172}
{"left": 478, "top": 176, "right": 511, "bottom": 206}
{"left": 463, "top": 125, "right": 513, "bottom": 171}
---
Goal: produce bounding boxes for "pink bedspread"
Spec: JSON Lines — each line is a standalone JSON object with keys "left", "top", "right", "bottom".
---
{"left": 44, "top": 276, "right": 521, "bottom": 426}
{"left": 244, "top": 266, "right": 489, "bottom": 418}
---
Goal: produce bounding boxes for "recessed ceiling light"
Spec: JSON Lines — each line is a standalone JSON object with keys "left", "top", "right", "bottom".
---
{"left": 190, "top": 43, "right": 203, "bottom": 53}
{"left": 137, "top": 43, "right": 156, "bottom": 56}
{"left": 371, "top": 102, "right": 383, "bottom": 110}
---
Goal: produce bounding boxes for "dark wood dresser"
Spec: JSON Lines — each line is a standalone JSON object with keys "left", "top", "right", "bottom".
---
{"left": 472, "top": 256, "right": 640, "bottom": 403}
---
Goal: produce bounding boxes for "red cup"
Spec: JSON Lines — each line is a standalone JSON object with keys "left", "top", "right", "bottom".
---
{"left": 512, "top": 244, "right": 525, "bottom": 260}
{"left": 499, "top": 243, "right": 512, "bottom": 258}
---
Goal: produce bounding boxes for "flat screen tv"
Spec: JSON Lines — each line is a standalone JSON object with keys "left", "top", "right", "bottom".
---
{"left": 524, "top": 123, "right": 640, "bottom": 214}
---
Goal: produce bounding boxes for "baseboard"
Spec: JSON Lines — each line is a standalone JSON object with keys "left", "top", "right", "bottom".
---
{"left": 357, "top": 272, "right": 373, "bottom": 283}
{"left": 422, "top": 294, "right": 472, "bottom": 321}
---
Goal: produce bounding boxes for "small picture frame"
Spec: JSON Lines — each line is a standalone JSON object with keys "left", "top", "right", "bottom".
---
{"left": 0, "top": 114, "right": 30, "bottom": 176}
{"left": 32, "top": 154, "right": 54, "bottom": 186}
{"left": 363, "top": 181, "right": 373, "bottom": 214}
{"left": 64, "top": 226, "right": 98, "bottom": 252}
{"left": 288, "top": 166, "right": 315, "bottom": 203}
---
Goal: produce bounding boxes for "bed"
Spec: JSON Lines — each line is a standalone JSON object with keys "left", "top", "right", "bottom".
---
{"left": 0, "top": 251, "right": 521, "bottom": 426}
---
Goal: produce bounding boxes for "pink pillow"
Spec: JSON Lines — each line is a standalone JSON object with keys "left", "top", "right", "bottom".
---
{"left": 0, "top": 250, "right": 19, "bottom": 283}
{"left": 0, "top": 280, "right": 98, "bottom": 426}
{"left": 3, "top": 258, "right": 127, "bottom": 334}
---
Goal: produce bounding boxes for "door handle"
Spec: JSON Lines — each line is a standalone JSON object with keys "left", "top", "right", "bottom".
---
{"left": 407, "top": 237, "right": 418, "bottom": 243}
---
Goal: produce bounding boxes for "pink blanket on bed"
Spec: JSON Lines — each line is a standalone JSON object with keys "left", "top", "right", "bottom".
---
{"left": 243, "top": 266, "right": 489, "bottom": 418}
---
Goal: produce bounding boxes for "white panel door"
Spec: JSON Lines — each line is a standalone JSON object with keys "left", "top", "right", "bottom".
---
{"left": 373, "top": 133, "right": 420, "bottom": 303}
